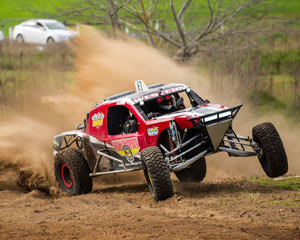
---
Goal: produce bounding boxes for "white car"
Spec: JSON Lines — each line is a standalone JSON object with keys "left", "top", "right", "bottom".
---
{"left": 13, "top": 19, "right": 77, "bottom": 44}
{"left": 0, "top": 30, "right": 4, "bottom": 41}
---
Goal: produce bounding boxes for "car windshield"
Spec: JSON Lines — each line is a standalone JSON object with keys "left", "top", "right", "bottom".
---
{"left": 136, "top": 89, "right": 205, "bottom": 120}
{"left": 45, "top": 22, "right": 66, "bottom": 30}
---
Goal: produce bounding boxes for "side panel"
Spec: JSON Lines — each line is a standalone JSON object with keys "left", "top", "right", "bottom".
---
{"left": 85, "top": 104, "right": 108, "bottom": 141}
{"left": 105, "top": 133, "right": 146, "bottom": 169}
{"left": 144, "top": 121, "right": 170, "bottom": 147}
{"left": 101, "top": 103, "right": 147, "bottom": 170}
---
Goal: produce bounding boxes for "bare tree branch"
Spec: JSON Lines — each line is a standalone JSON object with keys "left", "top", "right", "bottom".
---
{"left": 29, "top": 0, "right": 265, "bottom": 60}
{"left": 178, "top": 0, "right": 193, "bottom": 20}
{"left": 170, "top": 0, "right": 186, "bottom": 47}
{"left": 195, "top": 0, "right": 214, "bottom": 41}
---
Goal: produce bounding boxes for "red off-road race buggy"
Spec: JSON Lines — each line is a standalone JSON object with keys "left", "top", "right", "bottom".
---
{"left": 53, "top": 81, "right": 288, "bottom": 201}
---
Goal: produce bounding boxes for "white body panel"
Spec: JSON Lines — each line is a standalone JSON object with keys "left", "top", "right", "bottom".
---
{"left": 13, "top": 19, "right": 77, "bottom": 45}
{"left": 0, "top": 31, "right": 4, "bottom": 41}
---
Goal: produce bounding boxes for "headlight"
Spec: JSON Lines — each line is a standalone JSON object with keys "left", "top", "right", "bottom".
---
{"left": 204, "top": 115, "right": 218, "bottom": 122}
{"left": 219, "top": 111, "right": 231, "bottom": 118}
{"left": 203, "top": 111, "right": 231, "bottom": 122}
{"left": 56, "top": 35, "right": 68, "bottom": 40}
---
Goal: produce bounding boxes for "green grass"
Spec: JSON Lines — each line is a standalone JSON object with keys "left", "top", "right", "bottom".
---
{"left": 264, "top": 0, "right": 300, "bottom": 18}
{"left": 272, "top": 75, "right": 295, "bottom": 101}
{"left": 250, "top": 176, "right": 300, "bottom": 191}
{"left": 251, "top": 91, "right": 300, "bottom": 124}
{"left": 256, "top": 92, "right": 289, "bottom": 111}
{"left": 249, "top": 176, "right": 300, "bottom": 207}
{"left": 0, "top": 0, "right": 69, "bottom": 36}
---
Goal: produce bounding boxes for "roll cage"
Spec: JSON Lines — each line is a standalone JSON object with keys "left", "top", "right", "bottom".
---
{"left": 133, "top": 87, "right": 206, "bottom": 120}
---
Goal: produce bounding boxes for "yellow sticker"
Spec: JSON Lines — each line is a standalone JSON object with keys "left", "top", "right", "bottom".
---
{"left": 92, "top": 113, "right": 104, "bottom": 128}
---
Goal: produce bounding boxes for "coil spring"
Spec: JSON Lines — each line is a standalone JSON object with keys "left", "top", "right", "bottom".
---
{"left": 168, "top": 130, "right": 176, "bottom": 157}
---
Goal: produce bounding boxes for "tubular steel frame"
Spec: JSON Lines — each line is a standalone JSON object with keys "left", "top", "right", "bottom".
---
{"left": 55, "top": 103, "right": 261, "bottom": 178}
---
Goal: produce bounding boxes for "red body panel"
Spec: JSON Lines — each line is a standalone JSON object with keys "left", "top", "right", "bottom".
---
{"left": 85, "top": 98, "right": 227, "bottom": 155}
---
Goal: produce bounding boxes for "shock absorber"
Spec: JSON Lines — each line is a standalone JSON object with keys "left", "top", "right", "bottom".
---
{"left": 168, "top": 129, "right": 176, "bottom": 157}
{"left": 168, "top": 120, "right": 181, "bottom": 161}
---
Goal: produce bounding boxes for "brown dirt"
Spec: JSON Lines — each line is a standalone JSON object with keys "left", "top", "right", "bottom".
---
{"left": 0, "top": 170, "right": 299, "bottom": 240}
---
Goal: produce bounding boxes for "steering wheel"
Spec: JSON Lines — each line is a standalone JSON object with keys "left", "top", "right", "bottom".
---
{"left": 147, "top": 112, "right": 162, "bottom": 119}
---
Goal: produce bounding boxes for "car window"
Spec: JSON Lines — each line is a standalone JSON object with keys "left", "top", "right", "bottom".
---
{"left": 107, "top": 106, "right": 138, "bottom": 135}
{"left": 22, "top": 22, "right": 36, "bottom": 27}
{"left": 45, "top": 22, "right": 66, "bottom": 30}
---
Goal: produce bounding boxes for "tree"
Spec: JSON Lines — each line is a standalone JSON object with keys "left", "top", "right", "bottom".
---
{"left": 122, "top": 0, "right": 264, "bottom": 59}
{"left": 32, "top": 0, "right": 265, "bottom": 60}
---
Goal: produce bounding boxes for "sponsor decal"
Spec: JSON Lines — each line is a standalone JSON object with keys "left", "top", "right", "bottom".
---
{"left": 111, "top": 137, "right": 140, "bottom": 163}
{"left": 132, "top": 86, "right": 185, "bottom": 103}
{"left": 92, "top": 112, "right": 104, "bottom": 128}
{"left": 147, "top": 126, "right": 159, "bottom": 136}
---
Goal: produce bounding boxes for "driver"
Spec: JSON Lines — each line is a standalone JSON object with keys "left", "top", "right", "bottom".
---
{"left": 146, "top": 95, "right": 185, "bottom": 119}
{"left": 158, "top": 95, "right": 177, "bottom": 114}
{"left": 123, "top": 115, "right": 138, "bottom": 134}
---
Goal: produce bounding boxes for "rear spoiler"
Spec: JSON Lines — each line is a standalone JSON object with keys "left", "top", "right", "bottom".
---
{"left": 188, "top": 104, "right": 243, "bottom": 127}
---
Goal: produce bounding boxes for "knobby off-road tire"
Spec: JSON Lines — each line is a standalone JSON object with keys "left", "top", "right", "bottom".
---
{"left": 54, "top": 148, "right": 93, "bottom": 195}
{"left": 141, "top": 146, "right": 174, "bottom": 201}
{"left": 174, "top": 157, "right": 206, "bottom": 182}
{"left": 252, "top": 122, "right": 288, "bottom": 178}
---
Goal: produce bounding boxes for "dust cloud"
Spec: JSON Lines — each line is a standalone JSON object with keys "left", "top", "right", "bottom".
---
{"left": 0, "top": 26, "right": 203, "bottom": 193}
{"left": 0, "top": 26, "right": 299, "bottom": 195}
{"left": 44, "top": 26, "right": 202, "bottom": 120}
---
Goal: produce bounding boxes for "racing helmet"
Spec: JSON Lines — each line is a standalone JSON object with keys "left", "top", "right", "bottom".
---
{"left": 158, "top": 95, "right": 176, "bottom": 112}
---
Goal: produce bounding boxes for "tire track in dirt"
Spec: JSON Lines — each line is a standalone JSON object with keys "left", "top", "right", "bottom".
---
{"left": 0, "top": 177, "right": 299, "bottom": 239}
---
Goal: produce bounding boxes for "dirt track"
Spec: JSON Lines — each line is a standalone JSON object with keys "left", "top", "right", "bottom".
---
{"left": 0, "top": 169, "right": 299, "bottom": 240}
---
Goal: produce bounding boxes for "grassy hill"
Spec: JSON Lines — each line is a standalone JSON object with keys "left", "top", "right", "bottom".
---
{"left": 0, "top": 0, "right": 68, "bottom": 36}
{"left": 1, "top": 0, "right": 299, "bottom": 37}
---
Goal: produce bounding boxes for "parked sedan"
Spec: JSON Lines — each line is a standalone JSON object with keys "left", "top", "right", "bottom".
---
{"left": 0, "top": 30, "right": 3, "bottom": 42}
{"left": 13, "top": 19, "right": 77, "bottom": 44}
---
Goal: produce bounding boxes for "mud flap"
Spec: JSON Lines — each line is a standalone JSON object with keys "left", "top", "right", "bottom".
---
{"left": 82, "top": 135, "right": 97, "bottom": 171}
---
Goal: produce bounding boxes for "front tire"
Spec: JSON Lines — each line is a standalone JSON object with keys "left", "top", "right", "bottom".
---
{"left": 47, "top": 37, "right": 55, "bottom": 44}
{"left": 141, "top": 146, "right": 174, "bottom": 201}
{"left": 16, "top": 34, "right": 24, "bottom": 44}
{"left": 174, "top": 157, "right": 206, "bottom": 182}
{"left": 252, "top": 122, "right": 288, "bottom": 178}
{"left": 54, "top": 148, "right": 92, "bottom": 195}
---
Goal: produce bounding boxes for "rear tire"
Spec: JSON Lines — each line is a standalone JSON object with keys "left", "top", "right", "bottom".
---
{"left": 252, "top": 122, "right": 288, "bottom": 178}
{"left": 141, "top": 146, "right": 174, "bottom": 201}
{"left": 174, "top": 157, "right": 206, "bottom": 182}
{"left": 16, "top": 34, "right": 24, "bottom": 44}
{"left": 54, "top": 148, "right": 92, "bottom": 195}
